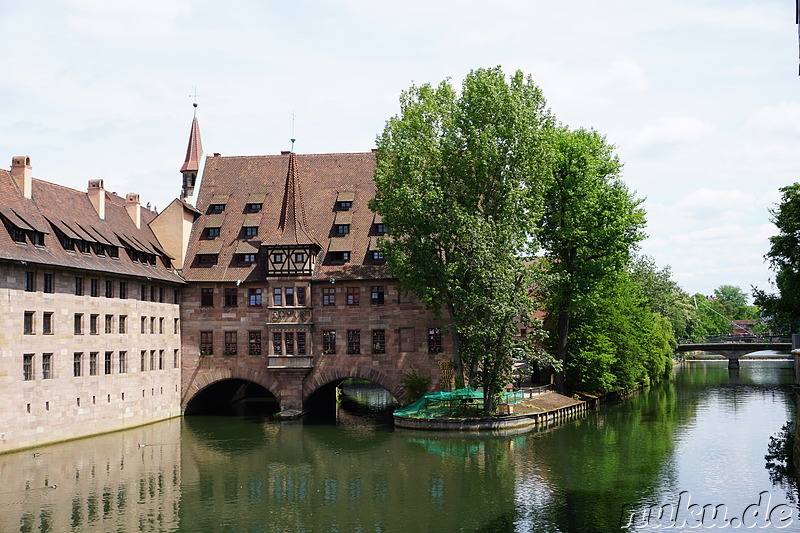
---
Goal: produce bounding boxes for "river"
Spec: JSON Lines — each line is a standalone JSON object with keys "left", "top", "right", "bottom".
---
{"left": 1, "top": 360, "right": 796, "bottom": 532}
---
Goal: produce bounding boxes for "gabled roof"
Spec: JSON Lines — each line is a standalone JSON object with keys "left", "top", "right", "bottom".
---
{"left": 183, "top": 151, "right": 391, "bottom": 282}
{"left": 0, "top": 169, "right": 183, "bottom": 283}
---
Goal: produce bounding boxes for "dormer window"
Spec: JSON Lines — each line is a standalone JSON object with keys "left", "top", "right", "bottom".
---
{"left": 371, "top": 251, "right": 385, "bottom": 262}
{"left": 243, "top": 226, "right": 258, "bottom": 238}
{"left": 336, "top": 201, "right": 352, "bottom": 210}
{"left": 294, "top": 252, "right": 306, "bottom": 263}
{"left": 13, "top": 227, "right": 26, "bottom": 243}
{"left": 198, "top": 254, "right": 218, "bottom": 265}
{"left": 206, "top": 227, "right": 220, "bottom": 239}
{"left": 335, "top": 224, "right": 350, "bottom": 236}
{"left": 79, "top": 240, "right": 91, "bottom": 254}
{"left": 376, "top": 223, "right": 387, "bottom": 235}
{"left": 239, "top": 253, "right": 256, "bottom": 263}
{"left": 209, "top": 204, "right": 226, "bottom": 214}
{"left": 273, "top": 253, "right": 284, "bottom": 264}
{"left": 246, "top": 203, "right": 262, "bottom": 213}
{"left": 330, "top": 251, "right": 350, "bottom": 263}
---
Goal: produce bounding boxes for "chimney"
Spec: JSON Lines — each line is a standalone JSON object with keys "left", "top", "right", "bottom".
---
{"left": 88, "top": 179, "right": 106, "bottom": 219}
{"left": 125, "top": 193, "right": 141, "bottom": 228}
{"left": 11, "top": 156, "right": 32, "bottom": 199}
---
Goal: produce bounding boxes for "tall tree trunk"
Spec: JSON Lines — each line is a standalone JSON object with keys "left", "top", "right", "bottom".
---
{"left": 447, "top": 300, "right": 464, "bottom": 388}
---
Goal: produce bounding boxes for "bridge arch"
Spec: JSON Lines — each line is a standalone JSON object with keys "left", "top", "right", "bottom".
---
{"left": 303, "top": 366, "right": 404, "bottom": 406}
{"left": 182, "top": 367, "right": 284, "bottom": 413}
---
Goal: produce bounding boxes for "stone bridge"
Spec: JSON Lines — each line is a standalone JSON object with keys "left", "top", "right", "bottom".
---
{"left": 676, "top": 341, "right": 791, "bottom": 369}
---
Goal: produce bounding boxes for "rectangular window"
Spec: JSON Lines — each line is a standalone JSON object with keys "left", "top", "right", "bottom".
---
{"left": 42, "top": 353, "right": 52, "bottom": 379}
{"left": 428, "top": 328, "right": 443, "bottom": 354}
{"left": 323, "top": 330, "right": 336, "bottom": 354}
{"left": 150, "top": 350, "right": 155, "bottom": 371}
{"left": 209, "top": 203, "right": 225, "bottom": 213}
{"left": 297, "top": 287, "right": 306, "bottom": 306}
{"left": 371, "top": 286, "right": 385, "bottom": 305}
{"left": 248, "top": 331, "right": 262, "bottom": 355}
{"left": 74, "top": 313, "right": 83, "bottom": 335}
{"left": 336, "top": 224, "right": 350, "bottom": 235}
{"left": 294, "top": 252, "right": 306, "bottom": 264}
{"left": 104, "top": 352, "right": 112, "bottom": 375}
{"left": 75, "top": 277, "right": 83, "bottom": 296}
{"left": 119, "top": 315, "right": 127, "bottom": 334}
{"left": 159, "top": 287, "right": 164, "bottom": 303}
{"left": 200, "top": 331, "right": 213, "bottom": 355}
{"left": 140, "top": 284, "right": 147, "bottom": 300}
{"left": 174, "top": 349, "right": 179, "bottom": 368}
{"left": 73, "top": 353, "right": 82, "bottom": 377}
{"left": 336, "top": 201, "right": 352, "bottom": 210}
{"left": 198, "top": 254, "right": 218, "bottom": 265}
{"left": 285, "top": 332, "right": 295, "bottom": 355}
{"left": 140, "top": 350, "right": 147, "bottom": 371}
{"left": 248, "top": 288, "right": 262, "bottom": 306}
{"left": 23, "top": 354, "right": 33, "bottom": 381}
{"left": 376, "top": 223, "right": 387, "bottom": 235}
{"left": 224, "top": 331, "right": 237, "bottom": 355}
{"left": 201, "top": 288, "right": 214, "bottom": 307}
{"left": 89, "top": 352, "right": 98, "bottom": 376}
{"left": 119, "top": 282, "right": 127, "bottom": 299}
{"left": 372, "top": 330, "right": 386, "bottom": 354}
{"left": 43, "top": 273, "right": 53, "bottom": 293}
{"left": 14, "top": 227, "right": 26, "bottom": 244}
{"left": 224, "top": 288, "right": 238, "bottom": 307}
{"left": 273, "top": 288, "right": 282, "bottom": 306}
{"left": 273, "top": 332, "right": 282, "bottom": 355}
{"left": 151, "top": 286, "right": 156, "bottom": 302}
{"left": 246, "top": 203, "right": 262, "bottom": 213}
{"left": 174, "top": 289, "right": 179, "bottom": 304}
{"left": 150, "top": 317, "right": 156, "bottom": 334}
{"left": 90, "top": 278, "right": 98, "bottom": 297}
{"left": 371, "top": 251, "right": 385, "bottom": 262}
{"left": 31, "top": 231, "right": 44, "bottom": 246}
{"left": 159, "top": 317, "right": 164, "bottom": 334}
{"left": 24, "top": 311, "right": 34, "bottom": 335}
{"left": 206, "top": 227, "right": 220, "bottom": 238}
{"left": 105, "top": 280, "right": 113, "bottom": 298}
{"left": 322, "top": 287, "right": 335, "bottom": 306}
{"left": 285, "top": 288, "right": 295, "bottom": 306}
{"left": 240, "top": 254, "right": 256, "bottom": 263}
{"left": 24, "top": 271, "right": 35, "bottom": 292}
{"left": 43, "top": 312, "right": 53, "bottom": 334}
{"left": 159, "top": 350, "right": 164, "bottom": 370}
{"left": 90, "top": 314, "right": 99, "bottom": 334}
{"left": 174, "top": 317, "right": 179, "bottom": 334}
{"left": 105, "top": 314, "right": 113, "bottom": 334}
{"left": 244, "top": 226, "right": 258, "bottom": 237}
{"left": 330, "top": 251, "right": 350, "bottom": 263}
{"left": 141, "top": 316, "right": 147, "bottom": 334}
{"left": 119, "top": 351, "right": 127, "bottom": 373}
{"left": 297, "top": 332, "right": 307, "bottom": 355}
{"left": 347, "top": 330, "right": 361, "bottom": 355}
{"left": 346, "top": 287, "right": 360, "bottom": 306}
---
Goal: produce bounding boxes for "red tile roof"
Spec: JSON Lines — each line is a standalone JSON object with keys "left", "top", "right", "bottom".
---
{"left": 180, "top": 116, "right": 203, "bottom": 173}
{"left": 0, "top": 168, "right": 184, "bottom": 284}
{"left": 183, "top": 152, "right": 391, "bottom": 282}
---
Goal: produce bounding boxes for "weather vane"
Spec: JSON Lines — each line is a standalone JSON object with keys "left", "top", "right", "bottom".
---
{"left": 291, "top": 110, "right": 296, "bottom": 153}
{"left": 190, "top": 85, "right": 199, "bottom": 114}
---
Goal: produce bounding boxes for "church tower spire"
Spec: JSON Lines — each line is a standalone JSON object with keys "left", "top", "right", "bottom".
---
{"left": 180, "top": 102, "right": 203, "bottom": 201}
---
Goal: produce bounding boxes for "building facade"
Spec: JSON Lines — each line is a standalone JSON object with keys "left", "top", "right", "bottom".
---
{"left": 0, "top": 157, "right": 186, "bottom": 452}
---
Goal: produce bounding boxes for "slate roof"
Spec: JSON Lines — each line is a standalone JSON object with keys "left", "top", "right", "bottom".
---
{"left": 183, "top": 152, "right": 391, "bottom": 282}
{"left": 0, "top": 168, "right": 184, "bottom": 284}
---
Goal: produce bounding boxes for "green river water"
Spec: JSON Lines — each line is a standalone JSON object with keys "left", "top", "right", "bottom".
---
{"left": 1, "top": 360, "right": 797, "bottom": 532}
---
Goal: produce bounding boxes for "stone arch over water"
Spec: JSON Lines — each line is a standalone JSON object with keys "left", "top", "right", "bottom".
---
{"left": 182, "top": 367, "right": 283, "bottom": 413}
{"left": 303, "top": 366, "right": 403, "bottom": 405}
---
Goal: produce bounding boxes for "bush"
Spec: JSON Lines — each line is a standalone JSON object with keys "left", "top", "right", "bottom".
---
{"left": 400, "top": 369, "right": 430, "bottom": 404}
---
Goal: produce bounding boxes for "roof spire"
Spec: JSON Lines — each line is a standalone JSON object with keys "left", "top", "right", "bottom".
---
{"left": 274, "top": 152, "right": 318, "bottom": 247}
{"left": 180, "top": 99, "right": 204, "bottom": 201}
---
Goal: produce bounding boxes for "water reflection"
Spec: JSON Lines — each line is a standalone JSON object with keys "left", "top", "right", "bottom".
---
{"left": 0, "top": 361, "right": 795, "bottom": 532}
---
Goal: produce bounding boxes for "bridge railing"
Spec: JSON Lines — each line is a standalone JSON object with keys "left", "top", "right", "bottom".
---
{"left": 678, "top": 335, "right": 791, "bottom": 344}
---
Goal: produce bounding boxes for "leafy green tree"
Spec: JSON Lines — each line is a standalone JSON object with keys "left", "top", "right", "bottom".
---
{"left": 371, "top": 67, "right": 556, "bottom": 411}
{"left": 537, "top": 126, "right": 647, "bottom": 390}
{"left": 754, "top": 184, "right": 800, "bottom": 334}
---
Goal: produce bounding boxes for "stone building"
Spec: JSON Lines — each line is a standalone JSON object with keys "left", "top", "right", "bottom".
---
{"left": 179, "top": 124, "right": 452, "bottom": 415}
{"left": 0, "top": 156, "right": 188, "bottom": 452}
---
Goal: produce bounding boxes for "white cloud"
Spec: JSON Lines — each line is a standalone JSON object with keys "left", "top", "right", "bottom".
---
{"left": 628, "top": 117, "right": 713, "bottom": 149}
{"left": 65, "top": 0, "right": 192, "bottom": 40}
{"left": 747, "top": 103, "right": 800, "bottom": 135}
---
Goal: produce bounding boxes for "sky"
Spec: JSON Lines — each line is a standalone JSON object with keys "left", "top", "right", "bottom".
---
{"left": 1, "top": 0, "right": 798, "bottom": 299}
